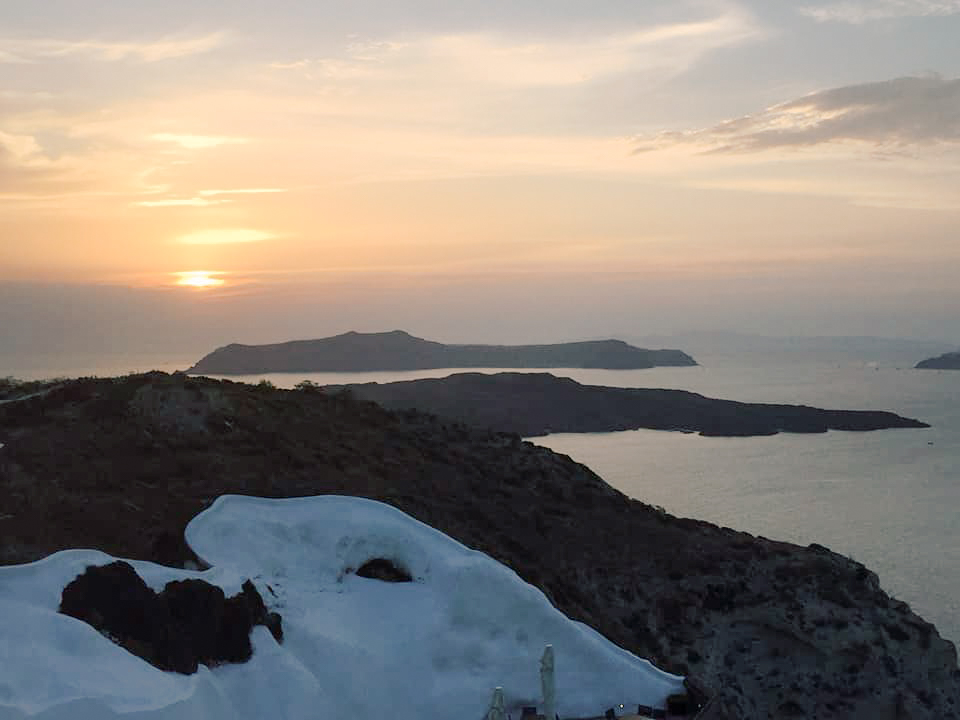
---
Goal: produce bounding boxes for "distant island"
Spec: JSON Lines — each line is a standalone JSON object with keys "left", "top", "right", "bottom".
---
{"left": 188, "top": 330, "right": 698, "bottom": 374}
{"left": 916, "top": 351, "right": 960, "bottom": 370}
{"left": 337, "top": 372, "right": 929, "bottom": 437}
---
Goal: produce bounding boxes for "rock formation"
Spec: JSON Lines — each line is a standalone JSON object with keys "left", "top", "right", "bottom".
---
{"left": 59, "top": 561, "right": 283, "bottom": 673}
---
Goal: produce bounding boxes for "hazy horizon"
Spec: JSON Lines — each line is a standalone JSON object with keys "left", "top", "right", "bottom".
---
{"left": 3, "top": 1, "right": 960, "bottom": 354}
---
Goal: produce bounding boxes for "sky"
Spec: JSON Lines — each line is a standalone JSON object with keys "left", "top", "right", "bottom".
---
{"left": 2, "top": 0, "right": 959, "bottom": 356}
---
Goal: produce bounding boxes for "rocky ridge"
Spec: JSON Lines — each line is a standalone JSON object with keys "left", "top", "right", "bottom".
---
{"left": 0, "top": 373, "right": 956, "bottom": 719}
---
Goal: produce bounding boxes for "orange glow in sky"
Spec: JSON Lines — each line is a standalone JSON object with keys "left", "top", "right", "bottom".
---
{"left": 175, "top": 271, "right": 225, "bottom": 289}
{"left": 1, "top": 3, "right": 959, "bottom": 342}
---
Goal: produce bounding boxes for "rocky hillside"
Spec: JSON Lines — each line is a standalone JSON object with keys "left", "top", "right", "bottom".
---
{"left": 0, "top": 373, "right": 957, "bottom": 719}
{"left": 339, "top": 372, "right": 929, "bottom": 437}
{"left": 188, "top": 330, "right": 697, "bottom": 374}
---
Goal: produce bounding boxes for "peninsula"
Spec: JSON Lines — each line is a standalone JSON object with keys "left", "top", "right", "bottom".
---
{"left": 339, "top": 372, "right": 930, "bottom": 437}
{"left": 916, "top": 351, "right": 960, "bottom": 369}
{"left": 188, "top": 330, "right": 697, "bottom": 374}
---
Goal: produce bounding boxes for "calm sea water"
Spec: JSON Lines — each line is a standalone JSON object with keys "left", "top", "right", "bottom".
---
{"left": 4, "top": 351, "right": 959, "bottom": 642}
{"left": 535, "top": 358, "right": 960, "bottom": 644}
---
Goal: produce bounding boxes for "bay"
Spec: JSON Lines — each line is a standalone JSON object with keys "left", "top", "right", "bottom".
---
{"left": 534, "top": 355, "right": 960, "bottom": 644}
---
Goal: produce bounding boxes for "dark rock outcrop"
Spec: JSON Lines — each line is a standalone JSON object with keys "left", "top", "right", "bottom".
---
{"left": 0, "top": 372, "right": 955, "bottom": 718}
{"left": 188, "top": 330, "right": 697, "bottom": 374}
{"left": 59, "top": 561, "right": 282, "bottom": 673}
{"left": 916, "top": 351, "right": 960, "bottom": 369}
{"left": 339, "top": 372, "right": 929, "bottom": 437}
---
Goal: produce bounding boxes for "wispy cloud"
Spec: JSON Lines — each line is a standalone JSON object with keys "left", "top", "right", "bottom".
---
{"left": 0, "top": 49, "right": 28, "bottom": 64}
{"left": 0, "top": 129, "right": 75, "bottom": 196}
{"left": 418, "top": 18, "right": 761, "bottom": 87}
{"left": 799, "top": 0, "right": 960, "bottom": 23}
{"left": 198, "top": 188, "right": 286, "bottom": 197}
{"left": 177, "top": 228, "right": 277, "bottom": 245}
{"left": 269, "top": 59, "right": 312, "bottom": 70}
{"left": 151, "top": 133, "right": 249, "bottom": 149}
{"left": 0, "top": 32, "right": 227, "bottom": 64}
{"left": 0, "top": 130, "right": 46, "bottom": 166}
{"left": 134, "top": 189, "right": 285, "bottom": 207}
{"left": 135, "top": 197, "right": 227, "bottom": 208}
{"left": 269, "top": 5, "right": 764, "bottom": 89}
{"left": 637, "top": 75, "right": 960, "bottom": 152}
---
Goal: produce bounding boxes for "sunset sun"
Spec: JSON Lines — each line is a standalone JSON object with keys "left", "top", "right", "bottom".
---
{"left": 175, "top": 271, "right": 225, "bottom": 289}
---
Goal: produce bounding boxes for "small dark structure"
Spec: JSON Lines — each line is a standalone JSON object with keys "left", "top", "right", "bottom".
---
{"left": 354, "top": 558, "right": 413, "bottom": 582}
{"left": 59, "top": 561, "right": 283, "bottom": 674}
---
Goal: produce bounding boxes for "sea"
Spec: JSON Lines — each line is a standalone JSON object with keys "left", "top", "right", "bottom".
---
{"left": 3, "top": 348, "right": 959, "bottom": 643}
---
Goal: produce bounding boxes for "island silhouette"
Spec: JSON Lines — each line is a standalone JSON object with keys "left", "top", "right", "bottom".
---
{"left": 189, "top": 330, "right": 697, "bottom": 374}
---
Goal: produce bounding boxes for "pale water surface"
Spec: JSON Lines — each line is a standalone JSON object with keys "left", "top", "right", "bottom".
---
{"left": 535, "top": 356, "right": 960, "bottom": 644}
{"left": 3, "top": 351, "right": 958, "bottom": 643}
{"left": 2, "top": 352, "right": 198, "bottom": 381}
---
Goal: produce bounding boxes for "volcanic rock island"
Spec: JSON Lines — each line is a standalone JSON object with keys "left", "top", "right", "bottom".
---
{"left": 337, "top": 371, "right": 929, "bottom": 437}
{"left": 916, "top": 351, "right": 960, "bottom": 369}
{"left": 188, "top": 330, "right": 697, "bottom": 374}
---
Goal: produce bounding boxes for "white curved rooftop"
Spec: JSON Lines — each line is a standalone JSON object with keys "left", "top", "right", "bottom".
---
{"left": 0, "top": 494, "right": 683, "bottom": 720}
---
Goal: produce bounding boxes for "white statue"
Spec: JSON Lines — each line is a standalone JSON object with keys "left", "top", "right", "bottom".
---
{"left": 541, "top": 645, "right": 556, "bottom": 720}
{"left": 488, "top": 686, "right": 506, "bottom": 720}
